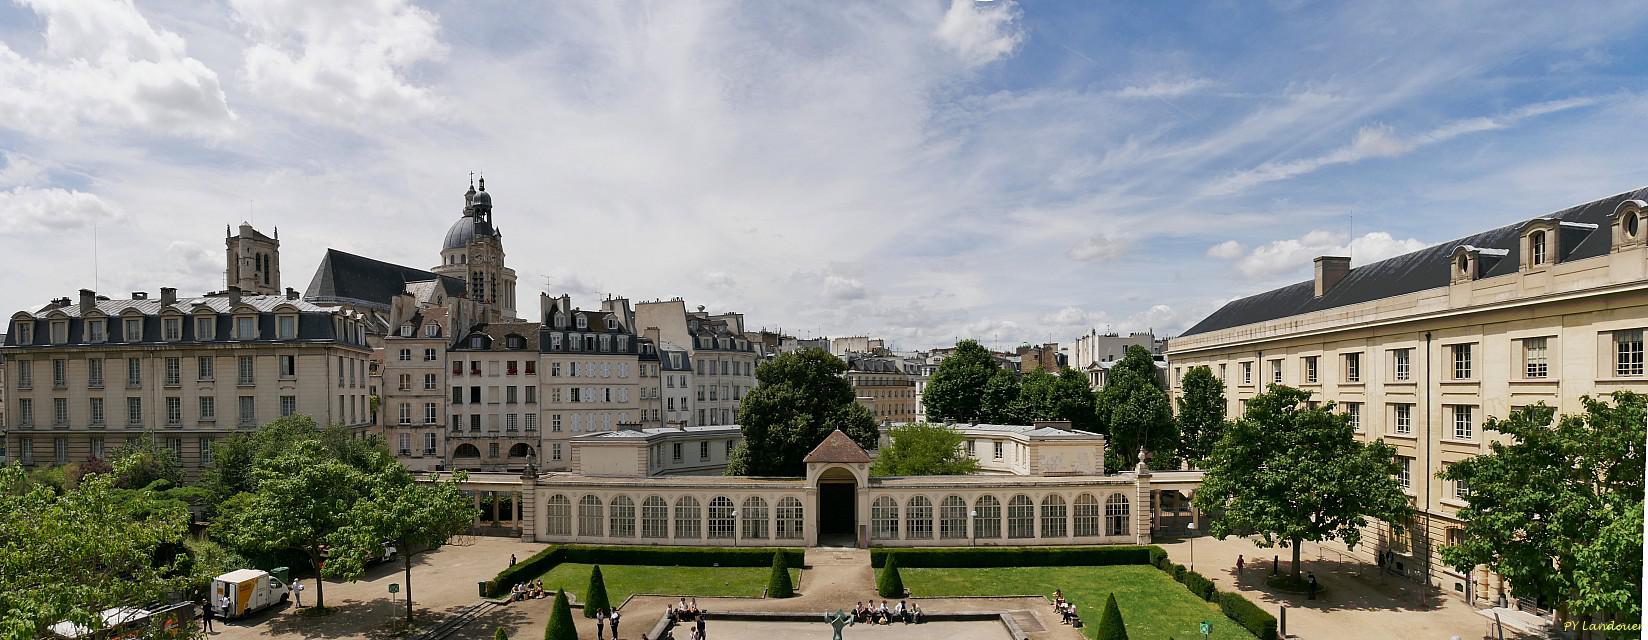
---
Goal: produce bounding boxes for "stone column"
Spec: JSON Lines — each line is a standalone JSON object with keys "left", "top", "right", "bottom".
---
{"left": 519, "top": 475, "right": 538, "bottom": 542}
{"left": 1133, "top": 463, "right": 1153, "bottom": 545}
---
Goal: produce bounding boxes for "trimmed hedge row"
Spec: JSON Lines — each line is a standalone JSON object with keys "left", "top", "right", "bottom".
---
{"left": 486, "top": 545, "right": 806, "bottom": 597}
{"left": 1218, "top": 592, "right": 1279, "bottom": 640}
{"left": 1178, "top": 570, "right": 1216, "bottom": 602}
{"left": 867, "top": 546, "right": 1155, "bottom": 568}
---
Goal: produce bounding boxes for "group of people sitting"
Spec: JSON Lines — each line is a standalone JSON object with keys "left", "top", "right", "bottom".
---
{"left": 665, "top": 597, "right": 707, "bottom": 623}
{"left": 1052, "top": 590, "right": 1082, "bottom": 628}
{"left": 850, "top": 600, "right": 924, "bottom": 625}
{"left": 509, "top": 580, "right": 549, "bottom": 601}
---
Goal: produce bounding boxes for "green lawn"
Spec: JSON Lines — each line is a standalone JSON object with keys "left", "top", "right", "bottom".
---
{"left": 894, "top": 565, "right": 1256, "bottom": 640}
{"left": 533, "top": 563, "right": 802, "bottom": 603}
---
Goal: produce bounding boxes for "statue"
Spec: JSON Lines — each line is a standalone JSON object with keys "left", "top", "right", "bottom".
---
{"left": 823, "top": 608, "right": 854, "bottom": 640}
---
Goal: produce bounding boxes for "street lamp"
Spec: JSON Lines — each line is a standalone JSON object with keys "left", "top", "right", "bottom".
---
{"left": 731, "top": 509, "right": 738, "bottom": 548}
{"left": 969, "top": 510, "right": 978, "bottom": 547}
{"left": 1186, "top": 520, "right": 1197, "bottom": 572}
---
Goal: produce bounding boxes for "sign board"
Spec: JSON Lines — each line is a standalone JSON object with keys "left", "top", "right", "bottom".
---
{"left": 1200, "top": 620, "right": 1212, "bottom": 637}
{"left": 389, "top": 583, "right": 400, "bottom": 594}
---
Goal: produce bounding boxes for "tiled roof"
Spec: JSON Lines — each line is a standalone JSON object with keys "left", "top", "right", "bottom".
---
{"left": 1180, "top": 187, "right": 1648, "bottom": 337}
{"left": 304, "top": 249, "right": 465, "bottom": 310}
{"left": 23, "top": 294, "right": 333, "bottom": 318}
{"left": 803, "top": 429, "right": 872, "bottom": 463}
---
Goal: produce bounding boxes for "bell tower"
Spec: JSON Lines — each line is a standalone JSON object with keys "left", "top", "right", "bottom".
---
{"left": 226, "top": 223, "right": 281, "bottom": 295}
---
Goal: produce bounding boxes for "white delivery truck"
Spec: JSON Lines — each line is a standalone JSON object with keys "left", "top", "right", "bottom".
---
{"left": 212, "top": 567, "right": 291, "bottom": 619}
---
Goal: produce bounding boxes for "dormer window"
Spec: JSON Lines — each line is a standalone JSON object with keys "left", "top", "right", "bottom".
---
{"left": 1456, "top": 254, "right": 1468, "bottom": 274}
{"left": 277, "top": 315, "right": 297, "bottom": 339}
{"left": 469, "top": 335, "right": 485, "bottom": 349}
{"left": 122, "top": 318, "right": 142, "bottom": 342}
{"left": 424, "top": 323, "right": 440, "bottom": 338}
{"left": 399, "top": 323, "right": 414, "bottom": 337}
{"left": 163, "top": 317, "right": 181, "bottom": 341}
{"left": 15, "top": 322, "right": 31, "bottom": 345}
{"left": 51, "top": 320, "right": 68, "bottom": 344}
{"left": 1529, "top": 230, "right": 1547, "bottom": 265}
{"left": 576, "top": 314, "right": 588, "bottom": 329}
{"left": 236, "top": 316, "right": 257, "bottom": 340}
{"left": 1629, "top": 212, "right": 1641, "bottom": 237}
{"left": 507, "top": 335, "right": 525, "bottom": 349}
{"left": 554, "top": 313, "right": 566, "bottom": 328}
{"left": 606, "top": 317, "right": 617, "bottom": 330}
{"left": 86, "top": 319, "right": 106, "bottom": 343}
{"left": 195, "top": 316, "right": 215, "bottom": 340}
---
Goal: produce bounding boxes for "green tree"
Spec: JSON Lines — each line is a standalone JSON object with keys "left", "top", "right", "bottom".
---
{"left": 922, "top": 340, "right": 999, "bottom": 422}
{"left": 767, "top": 552, "right": 795, "bottom": 598}
{"left": 877, "top": 554, "right": 905, "bottom": 597}
{"left": 583, "top": 565, "right": 612, "bottom": 618}
{"left": 1193, "top": 385, "right": 1412, "bottom": 582}
{"left": 980, "top": 368, "right": 1026, "bottom": 424}
{"left": 494, "top": 626, "right": 510, "bottom": 640}
{"left": 871, "top": 423, "right": 979, "bottom": 476}
{"left": 0, "top": 465, "right": 192, "bottom": 638}
{"left": 1094, "top": 346, "right": 1177, "bottom": 468}
{"left": 1175, "top": 366, "right": 1227, "bottom": 466}
{"left": 214, "top": 441, "right": 367, "bottom": 610}
{"left": 201, "top": 415, "right": 388, "bottom": 513}
{"left": 1439, "top": 394, "right": 1644, "bottom": 630}
{"left": 1096, "top": 593, "right": 1128, "bottom": 640}
{"left": 1015, "top": 368, "right": 1100, "bottom": 430}
{"left": 108, "top": 435, "right": 183, "bottom": 490}
{"left": 727, "top": 349, "right": 878, "bottom": 476}
{"left": 329, "top": 462, "right": 479, "bottom": 625}
{"left": 546, "top": 589, "right": 576, "bottom": 640}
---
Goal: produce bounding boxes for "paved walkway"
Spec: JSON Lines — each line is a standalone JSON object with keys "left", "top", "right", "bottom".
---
{"left": 1155, "top": 534, "right": 1533, "bottom": 639}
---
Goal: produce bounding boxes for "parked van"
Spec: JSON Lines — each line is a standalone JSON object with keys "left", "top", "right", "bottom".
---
{"left": 211, "top": 568, "right": 290, "bottom": 619}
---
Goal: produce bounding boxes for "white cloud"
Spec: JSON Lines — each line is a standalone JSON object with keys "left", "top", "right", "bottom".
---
{"left": 0, "top": 0, "right": 233, "bottom": 137}
{"left": 1205, "top": 240, "right": 1244, "bottom": 259}
{"left": 933, "top": 0, "right": 1024, "bottom": 67}
{"left": 823, "top": 275, "right": 868, "bottom": 302}
{"left": 0, "top": 186, "right": 124, "bottom": 235}
{"left": 232, "top": 0, "right": 447, "bottom": 120}
{"left": 1069, "top": 232, "right": 1130, "bottom": 262}
{"left": 1116, "top": 78, "right": 1210, "bottom": 99}
{"left": 1204, "top": 97, "right": 1599, "bottom": 195}
{"left": 1220, "top": 230, "right": 1428, "bottom": 279}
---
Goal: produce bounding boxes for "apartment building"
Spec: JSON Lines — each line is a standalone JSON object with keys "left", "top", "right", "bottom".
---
{"left": 634, "top": 299, "right": 757, "bottom": 426}
{"left": 539, "top": 294, "right": 641, "bottom": 470}
{"left": 2, "top": 287, "right": 373, "bottom": 477}
{"left": 1168, "top": 188, "right": 1648, "bottom": 603}
{"left": 382, "top": 306, "right": 452, "bottom": 472}
{"left": 447, "top": 322, "right": 542, "bottom": 473}
{"left": 846, "top": 355, "right": 919, "bottom": 424}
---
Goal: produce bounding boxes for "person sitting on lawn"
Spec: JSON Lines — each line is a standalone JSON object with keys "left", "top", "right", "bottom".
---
{"left": 1067, "top": 607, "right": 1082, "bottom": 628}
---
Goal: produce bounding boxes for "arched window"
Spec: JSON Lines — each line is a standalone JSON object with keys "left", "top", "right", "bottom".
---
{"left": 1628, "top": 211, "right": 1641, "bottom": 237}
{"left": 508, "top": 443, "right": 532, "bottom": 458}
{"left": 674, "top": 497, "right": 701, "bottom": 539}
{"left": 1073, "top": 493, "right": 1101, "bottom": 537}
{"left": 939, "top": 496, "right": 968, "bottom": 539}
{"left": 1007, "top": 495, "right": 1035, "bottom": 539}
{"left": 741, "top": 497, "right": 769, "bottom": 539}
{"left": 973, "top": 496, "right": 1001, "bottom": 539}
{"left": 1105, "top": 493, "right": 1131, "bottom": 537}
{"left": 453, "top": 443, "right": 481, "bottom": 458}
{"left": 871, "top": 496, "right": 899, "bottom": 540}
{"left": 545, "top": 495, "right": 572, "bottom": 536}
{"left": 578, "top": 495, "right": 604, "bottom": 537}
{"left": 1530, "top": 230, "right": 1547, "bottom": 265}
{"left": 1041, "top": 495, "right": 1068, "bottom": 538}
{"left": 641, "top": 496, "right": 668, "bottom": 538}
{"left": 708, "top": 496, "right": 735, "bottom": 539}
{"left": 906, "top": 496, "right": 934, "bottom": 539}
{"left": 610, "top": 495, "right": 636, "bottom": 538}
{"left": 776, "top": 497, "right": 804, "bottom": 540}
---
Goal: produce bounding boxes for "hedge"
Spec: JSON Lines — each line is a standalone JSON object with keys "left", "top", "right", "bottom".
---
{"left": 1217, "top": 592, "right": 1279, "bottom": 640}
{"left": 1179, "top": 570, "right": 1216, "bottom": 602}
{"left": 486, "top": 545, "right": 807, "bottom": 597}
{"left": 867, "top": 546, "right": 1156, "bottom": 568}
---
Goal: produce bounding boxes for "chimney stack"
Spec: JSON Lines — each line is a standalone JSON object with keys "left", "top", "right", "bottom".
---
{"left": 227, "top": 286, "right": 242, "bottom": 306}
{"left": 160, "top": 287, "right": 177, "bottom": 305}
{"left": 79, "top": 289, "right": 96, "bottom": 314}
{"left": 285, "top": 287, "right": 299, "bottom": 300}
{"left": 1313, "top": 256, "right": 1351, "bottom": 298}
{"left": 131, "top": 291, "right": 147, "bottom": 300}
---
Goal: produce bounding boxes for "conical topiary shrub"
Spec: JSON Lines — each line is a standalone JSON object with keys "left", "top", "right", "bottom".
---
{"left": 768, "top": 552, "right": 795, "bottom": 598}
{"left": 1096, "top": 593, "right": 1128, "bottom": 640}
{"left": 493, "top": 627, "right": 509, "bottom": 640}
{"left": 877, "top": 554, "right": 905, "bottom": 598}
{"left": 584, "top": 565, "right": 611, "bottom": 618}
{"left": 546, "top": 589, "right": 577, "bottom": 640}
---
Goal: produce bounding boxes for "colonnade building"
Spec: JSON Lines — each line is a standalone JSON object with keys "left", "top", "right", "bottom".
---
{"left": 1167, "top": 188, "right": 1648, "bottom": 604}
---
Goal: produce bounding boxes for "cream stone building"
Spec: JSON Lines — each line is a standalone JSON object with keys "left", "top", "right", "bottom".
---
{"left": 570, "top": 425, "right": 743, "bottom": 477}
{"left": 1168, "top": 188, "right": 1648, "bottom": 604}
{"left": 634, "top": 299, "right": 758, "bottom": 426}
{"left": 380, "top": 303, "right": 452, "bottom": 472}
{"left": 2, "top": 286, "right": 374, "bottom": 477}
{"left": 448, "top": 321, "right": 543, "bottom": 472}
{"left": 846, "top": 355, "right": 919, "bottom": 424}
{"left": 539, "top": 294, "right": 642, "bottom": 469}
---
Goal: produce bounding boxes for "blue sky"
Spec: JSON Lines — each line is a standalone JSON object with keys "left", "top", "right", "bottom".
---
{"left": 2, "top": 0, "right": 1646, "bottom": 350}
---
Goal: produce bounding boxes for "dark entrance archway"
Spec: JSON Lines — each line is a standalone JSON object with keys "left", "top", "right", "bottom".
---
{"left": 816, "top": 466, "right": 858, "bottom": 546}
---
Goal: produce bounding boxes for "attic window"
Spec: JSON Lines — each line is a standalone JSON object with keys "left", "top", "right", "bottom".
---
{"left": 469, "top": 336, "right": 485, "bottom": 349}
{"left": 1456, "top": 255, "right": 1468, "bottom": 274}
{"left": 576, "top": 314, "right": 588, "bottom": 329}
{"left": 1629, "top": 212, "right": 1641, "bottom": 238}
{"left": 424, "top": 323, "right": 440, "bottom": 338}
{"left": 507, "top": 335, "right": 525, "bottom": 349}
{"left": 554, "top": 313, "right": 566, "bottom": 328}
{"left": 606, "top": 317, "right": 617, "bottom": 330}
{"left": 1530, "top": 231, "right": 1546, "bottom": 265}
{"left": 400, "top": 323, "right": 414, "bottom": 337}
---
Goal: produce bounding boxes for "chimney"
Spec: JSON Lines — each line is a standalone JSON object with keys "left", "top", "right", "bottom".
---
{"left": 1313, "top": 256, "right": 1351, "bottom": 297}
{"left": 79, "top": 289, "right": 96, "bottom": 314}
{"left": 285, "top": 287, "right": 299, "bottom": 300}
{"left": 131, "top": 291, "right": 148, "bottom": 300}
{"left": 160, "top": 287, "right": 177, "bottom": 305}
{"left": 227, "top": 286, "right": 242, "bottom": 306}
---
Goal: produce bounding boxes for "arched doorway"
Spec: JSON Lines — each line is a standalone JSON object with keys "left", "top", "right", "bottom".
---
{"left": 816, "top": 466, "right": 858, "bottom": 546}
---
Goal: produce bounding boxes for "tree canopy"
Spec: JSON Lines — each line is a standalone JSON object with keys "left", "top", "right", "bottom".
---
{"left": 1018, "top": 368, "right": 1100, "bottom": 431}
{"left": 1193, "top": 385, "right": 1413, "bottom": 581}
{"left": 329, "top": 463, "right": 478, "bottom": 624}
{"left": 1175, "top": 365, "right": 1227, "bottom": 466}
{"left": 1095, "top": 346, "right": 1176, "bottom": 468}
{"left": 1439, "top": 393, "right": 1644, "bottom": 627}
{"left": 871, "top": 422, "right": 979, "bottom": 476}
{"left": 921, "top": 340, "right": 999, "bottom": 422}
{"left": 727, "top": 348, "right": 878, "bottom": 476}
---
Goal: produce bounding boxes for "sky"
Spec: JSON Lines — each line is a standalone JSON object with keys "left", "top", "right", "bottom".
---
{"left": 2, "top": 0, "right": 1647, "bottom": 351}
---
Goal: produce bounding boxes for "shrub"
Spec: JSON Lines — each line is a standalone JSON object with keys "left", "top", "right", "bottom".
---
{"left": 583, "top": 565, "right": 611, "bottom": 618}
{"left": 877, "top": 554, "right": 905, "bottom": 597}
{"left": 494, "top": 627, "right": 509, "bottom": 640}
{"left": 487, "top": 545, "right": 805, "bottom": 597}
{"left": 1147, "top": 547, "right": 1168, "bottom": 569}
{"left": 546, "top": 589, "right": 577, "bottom": 640}
{"left": 1217, "top": 592, "right": 1278, "bottom": 640}
{"left": 1171, "top": 564, "right": 1187, "bottom": 582}
{"left": 1096, "top": 593, "right": 1128, "bottom": 640}
{"left": 768, "top": 552, "right": 795, "bottom": 598}
{"left": 1180, "top": 571, "right": 1216, "bottom": 601}
{"left": 868, "top": 546, "right": 1156, "bottom": 568}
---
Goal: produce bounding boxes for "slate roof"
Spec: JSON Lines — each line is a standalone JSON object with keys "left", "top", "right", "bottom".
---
{"left": 888, "top": 422, "right": 1103, "bottom": 439}
{"left": 1180, "top": 187, "right": 1648, "bottom": 338}
{"left": 578, "top": 425, "right": 743, "bottom": 440}
{"left": 454, "top": 322, "right": 542, "bottom": 352}
{"left": 803, "top": 429, "right": 872, "bottom": 463}
{"left": 18, "top": 294, "right": 334, "bottom": 318}
{"left": 304, "top": 249, "right": 465, "bottom": 310}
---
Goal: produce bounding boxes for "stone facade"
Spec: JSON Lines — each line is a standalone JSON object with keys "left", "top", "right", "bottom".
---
{"left": 846, "top": 355, "right": 919, "bottom": 424}
{"left": 634, "top": 300, "right": 757, "bottom": 427}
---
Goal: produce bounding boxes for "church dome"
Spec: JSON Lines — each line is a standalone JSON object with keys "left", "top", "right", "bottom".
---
{"left": 443, "top": 214, "right": 496, "bottom": 250}
{"left": 472, "top": 189, "right": 492, "bottom": 206}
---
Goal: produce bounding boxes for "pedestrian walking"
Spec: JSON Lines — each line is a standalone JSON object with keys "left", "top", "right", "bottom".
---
{"left": 510, "top": 553, "right": 517, "bottom": 566}
{"left": 293, "top": 580, "right": 304, "bottom": 607}
{"left": 201, "top": 599, "right": 215, "bottom": 633}
{"left": 1307, "top": 572, "right": 1319, "bottom": 600}
{"left": 611, "top": 608, "right": 621, "bottom": 640}
{"left": 597, "top": 608, "right": 608, "bottom": 638}
{"left": 696, "top": 611, "right": 707, "bottom": 639}
{"left": 1236, "top": 554, "right": 1244, "bottom": 575}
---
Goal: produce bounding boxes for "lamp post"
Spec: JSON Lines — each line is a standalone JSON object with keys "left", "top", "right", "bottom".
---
{"left": 1186, "top": 520, "right": 1197, "bottom": 572}
{"left": 969, "top": 510, "right": 978, "bottom": 547}
{"left": 731, "top": 509, "right": 739, "bottom": 548}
